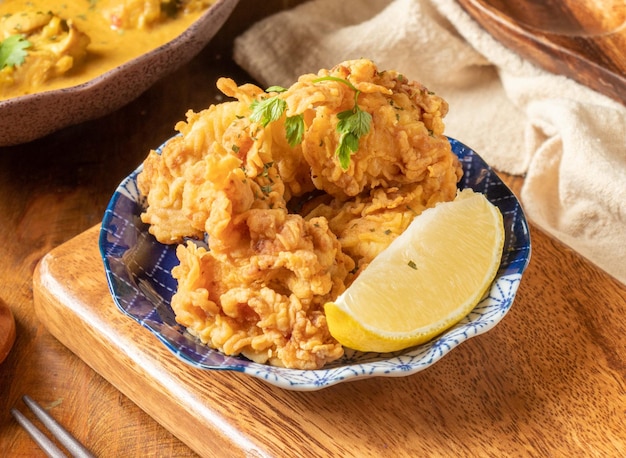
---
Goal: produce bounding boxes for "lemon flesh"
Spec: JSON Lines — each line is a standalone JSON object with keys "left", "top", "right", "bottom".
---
{"left": 324, "top": 188, "right": 505, "bottom": 353}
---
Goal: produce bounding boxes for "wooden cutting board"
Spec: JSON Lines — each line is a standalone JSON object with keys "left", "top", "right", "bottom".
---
{"left": 32, "top": 224, "right": 626, "bottom": 456}
{"left": 456, "top": 0, "right": 626, "bottom": 105}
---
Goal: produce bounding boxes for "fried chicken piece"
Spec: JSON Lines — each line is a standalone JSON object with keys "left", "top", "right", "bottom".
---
{"left": 303, "top": 174, "right": 459, "bottom": 273}
{"left": 137, "top": 100, "right": 254, "bottom": 243}
{"left": 138, "top": 78, "right": 315, "bottom": 245}
{"left": 171, "top": 214, "right": 352, "bottom": 369}
{"left": 218, "top": 77, "right": 317, "bottom": 200}
{"left": 139, "top": 89, "right": 354, "bottom": 367}
{"left": 287, "top": 59, "right": 460, "bottom": 199}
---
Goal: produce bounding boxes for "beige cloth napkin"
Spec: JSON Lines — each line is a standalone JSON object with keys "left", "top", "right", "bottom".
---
{"left": 233, "top": 0, "right": 626, "bottom": 285}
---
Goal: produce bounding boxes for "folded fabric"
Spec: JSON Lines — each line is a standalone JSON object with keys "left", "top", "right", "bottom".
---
{"left": 233, "top": 0, "right": 626, "bottom": 285}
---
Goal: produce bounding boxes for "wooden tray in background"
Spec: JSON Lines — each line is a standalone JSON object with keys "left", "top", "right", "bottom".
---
{"left": 457, "top": 0, "right": 626, "bottom": 105}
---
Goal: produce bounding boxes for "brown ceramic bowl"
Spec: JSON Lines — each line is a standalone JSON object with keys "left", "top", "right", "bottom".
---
{"left": 0, "top": 0, "right": 239, "bottom": 146}
{"left": 0, "top": 301, "right": 15, "bottom": 363}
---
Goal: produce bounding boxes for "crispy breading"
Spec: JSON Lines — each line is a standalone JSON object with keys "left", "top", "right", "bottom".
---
{"left": 290, "top": 59, "right": 454, "bottom": 198}
{"left": 136, "top": 59, "right": 462, "bottom": 369}
{"left": 171, "top": 215, "right": 352, "bottom": 369}
{"left": 303, "top": 175, "right": 460, "bottom": 271}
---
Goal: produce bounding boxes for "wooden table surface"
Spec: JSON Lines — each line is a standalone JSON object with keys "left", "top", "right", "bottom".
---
{"left": 2, "top": 1, "right": 626, "bottom": 456}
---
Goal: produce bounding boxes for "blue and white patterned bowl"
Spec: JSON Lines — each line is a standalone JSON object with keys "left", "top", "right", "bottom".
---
{"left": 99, "top": 137, "right": 531, "bottom": 391}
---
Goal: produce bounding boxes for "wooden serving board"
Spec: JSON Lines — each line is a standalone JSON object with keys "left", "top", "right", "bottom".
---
{"left": 33, "top": 225, "right": 626, "bottom": 456}
{"left": 456, "top": 0, "right": 626, "bottom": 105}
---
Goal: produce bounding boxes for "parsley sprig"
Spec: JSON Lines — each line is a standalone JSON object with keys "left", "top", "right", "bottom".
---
{"left": 0, "top": 34, "right": 31, "bottom": 70}
{"left": 249, "top": 76, "right": 372, "bottom": 170}
{"left": 249, "top": 94, "right": 286, "bottom": 127}
{"left": 313, "top": 76, "right": 372, "bottom": 170}
{"left": 249, "top": 86, "right": 305, "bottom": 147}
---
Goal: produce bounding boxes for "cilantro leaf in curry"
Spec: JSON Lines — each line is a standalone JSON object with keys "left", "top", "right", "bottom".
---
{"left": 0, "top": 34, "right": 31, "bottom": 70}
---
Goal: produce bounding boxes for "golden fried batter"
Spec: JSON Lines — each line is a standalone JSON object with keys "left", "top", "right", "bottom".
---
{"left": 292, "top": 59, "right": 454, "bottom": 198}
{"left": 172, "top": 215, "right": 351, "bottom": 369}
{"left": 137, "top": 59, "right": 462, "bottom": 369}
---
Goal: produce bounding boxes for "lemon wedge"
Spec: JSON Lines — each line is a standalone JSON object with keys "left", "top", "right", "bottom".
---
{"left": 324, "top": 188, "right": 505, "bottom": 353}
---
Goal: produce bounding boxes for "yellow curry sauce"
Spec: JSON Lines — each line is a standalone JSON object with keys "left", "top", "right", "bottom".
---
{"left": 0, "top": 0, "right": 214, "bottom": 100}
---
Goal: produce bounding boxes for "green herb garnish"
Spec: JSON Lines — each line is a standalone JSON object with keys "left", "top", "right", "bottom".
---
{"left": 249, "top": 86, "right": 305, "bottom": 146}
{"left": 248, "top": 76, "right": 373, "bottom": 169}
{"left": 313, "top": 76, "right": 372, "bottom": 170}
{"left": 335, "top": 103, "right": 371, "bottom": 169}
{"left": 265, "top": 85, "right": 287, "bottom": 93}
{"left": 284, "top": 114, "right": 305, "bottom": 147}
{"left": 0, "top": 34, "right": 31, "bottom": 70}
{"left": 250, "top": 96, "right": 286, "bottom": 127}
{"left": 261, "top": 161, "right": 274, "bottom": 177}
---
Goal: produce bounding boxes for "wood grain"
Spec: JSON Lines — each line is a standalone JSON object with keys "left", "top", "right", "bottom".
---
{"left": 457, "top": 0, "right": 626, "bottom": 105}
{"left": 32, "top": 224, "right": 626, "bottom": 457}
